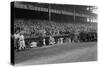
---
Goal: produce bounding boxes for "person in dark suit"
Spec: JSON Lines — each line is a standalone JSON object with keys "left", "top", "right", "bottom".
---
{"left": 38, "top": 36, "right": 43, "bottom": 47}
{"left": 45, "top": 37, "right": 49, "bottom": 46}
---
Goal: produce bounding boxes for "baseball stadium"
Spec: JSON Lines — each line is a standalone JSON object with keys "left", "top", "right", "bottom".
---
{"left": 11, "top": 1, "right": 97, "bottom": 65}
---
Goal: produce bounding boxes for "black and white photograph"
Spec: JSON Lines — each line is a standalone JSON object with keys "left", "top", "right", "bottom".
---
{"left": 11, "top": 1, "right": 97, "bottom": 66}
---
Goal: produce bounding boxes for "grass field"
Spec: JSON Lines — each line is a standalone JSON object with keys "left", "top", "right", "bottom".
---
{"left": 15, "top": 42, "right": 97, "bottom": 65}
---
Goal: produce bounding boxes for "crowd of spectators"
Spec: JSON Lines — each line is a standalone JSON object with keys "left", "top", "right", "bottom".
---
{"left": 14, "top": 19, "right": 97, "bottom": 39}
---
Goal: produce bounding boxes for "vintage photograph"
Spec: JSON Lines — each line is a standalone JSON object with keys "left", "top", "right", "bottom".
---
{"left": 11, "top": 1, "right": 97, "bottom": 65}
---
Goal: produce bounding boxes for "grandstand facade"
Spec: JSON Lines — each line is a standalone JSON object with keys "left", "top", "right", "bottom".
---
{"left": 13, "top": 1, "right": 97, "bottom": 23}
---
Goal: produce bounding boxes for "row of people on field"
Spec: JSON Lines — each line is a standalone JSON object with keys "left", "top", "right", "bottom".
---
{"left": 27, "top": 31, "right": 97, "bottom": 47}
{"left": 13, "top": 30, "right": 97, "bottom": 51}
{"left": 13, "top": 31, "right": 72, "bottom": 51}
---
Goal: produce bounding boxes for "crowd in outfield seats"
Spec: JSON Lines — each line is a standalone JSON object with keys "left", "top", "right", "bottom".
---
{"left": 13, "top": 19, "right": 97, "bottom": 51}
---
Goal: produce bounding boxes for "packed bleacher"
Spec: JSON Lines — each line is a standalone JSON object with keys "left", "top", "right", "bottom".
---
{"left": 14, "top": 19, "right": 97, "bottom": 38}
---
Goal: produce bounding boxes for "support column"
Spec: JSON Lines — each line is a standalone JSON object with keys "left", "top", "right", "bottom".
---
{"left": 73, "top": 7, "right": 76, "bottom": 23}
{"left": 48, "top": 4, "right": 51, "bottom": 21}
{"left": 89, "top": 6, "right": 91, "bottom": 22}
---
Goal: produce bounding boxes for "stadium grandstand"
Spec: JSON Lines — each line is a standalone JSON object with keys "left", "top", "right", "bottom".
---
{"left": 12, "top": 1, "right": 97, "bottom": 47}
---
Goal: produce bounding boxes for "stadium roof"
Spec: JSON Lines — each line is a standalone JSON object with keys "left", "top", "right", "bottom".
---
{"left": 13, "top": 1, "right": 97, "bottom": 18}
